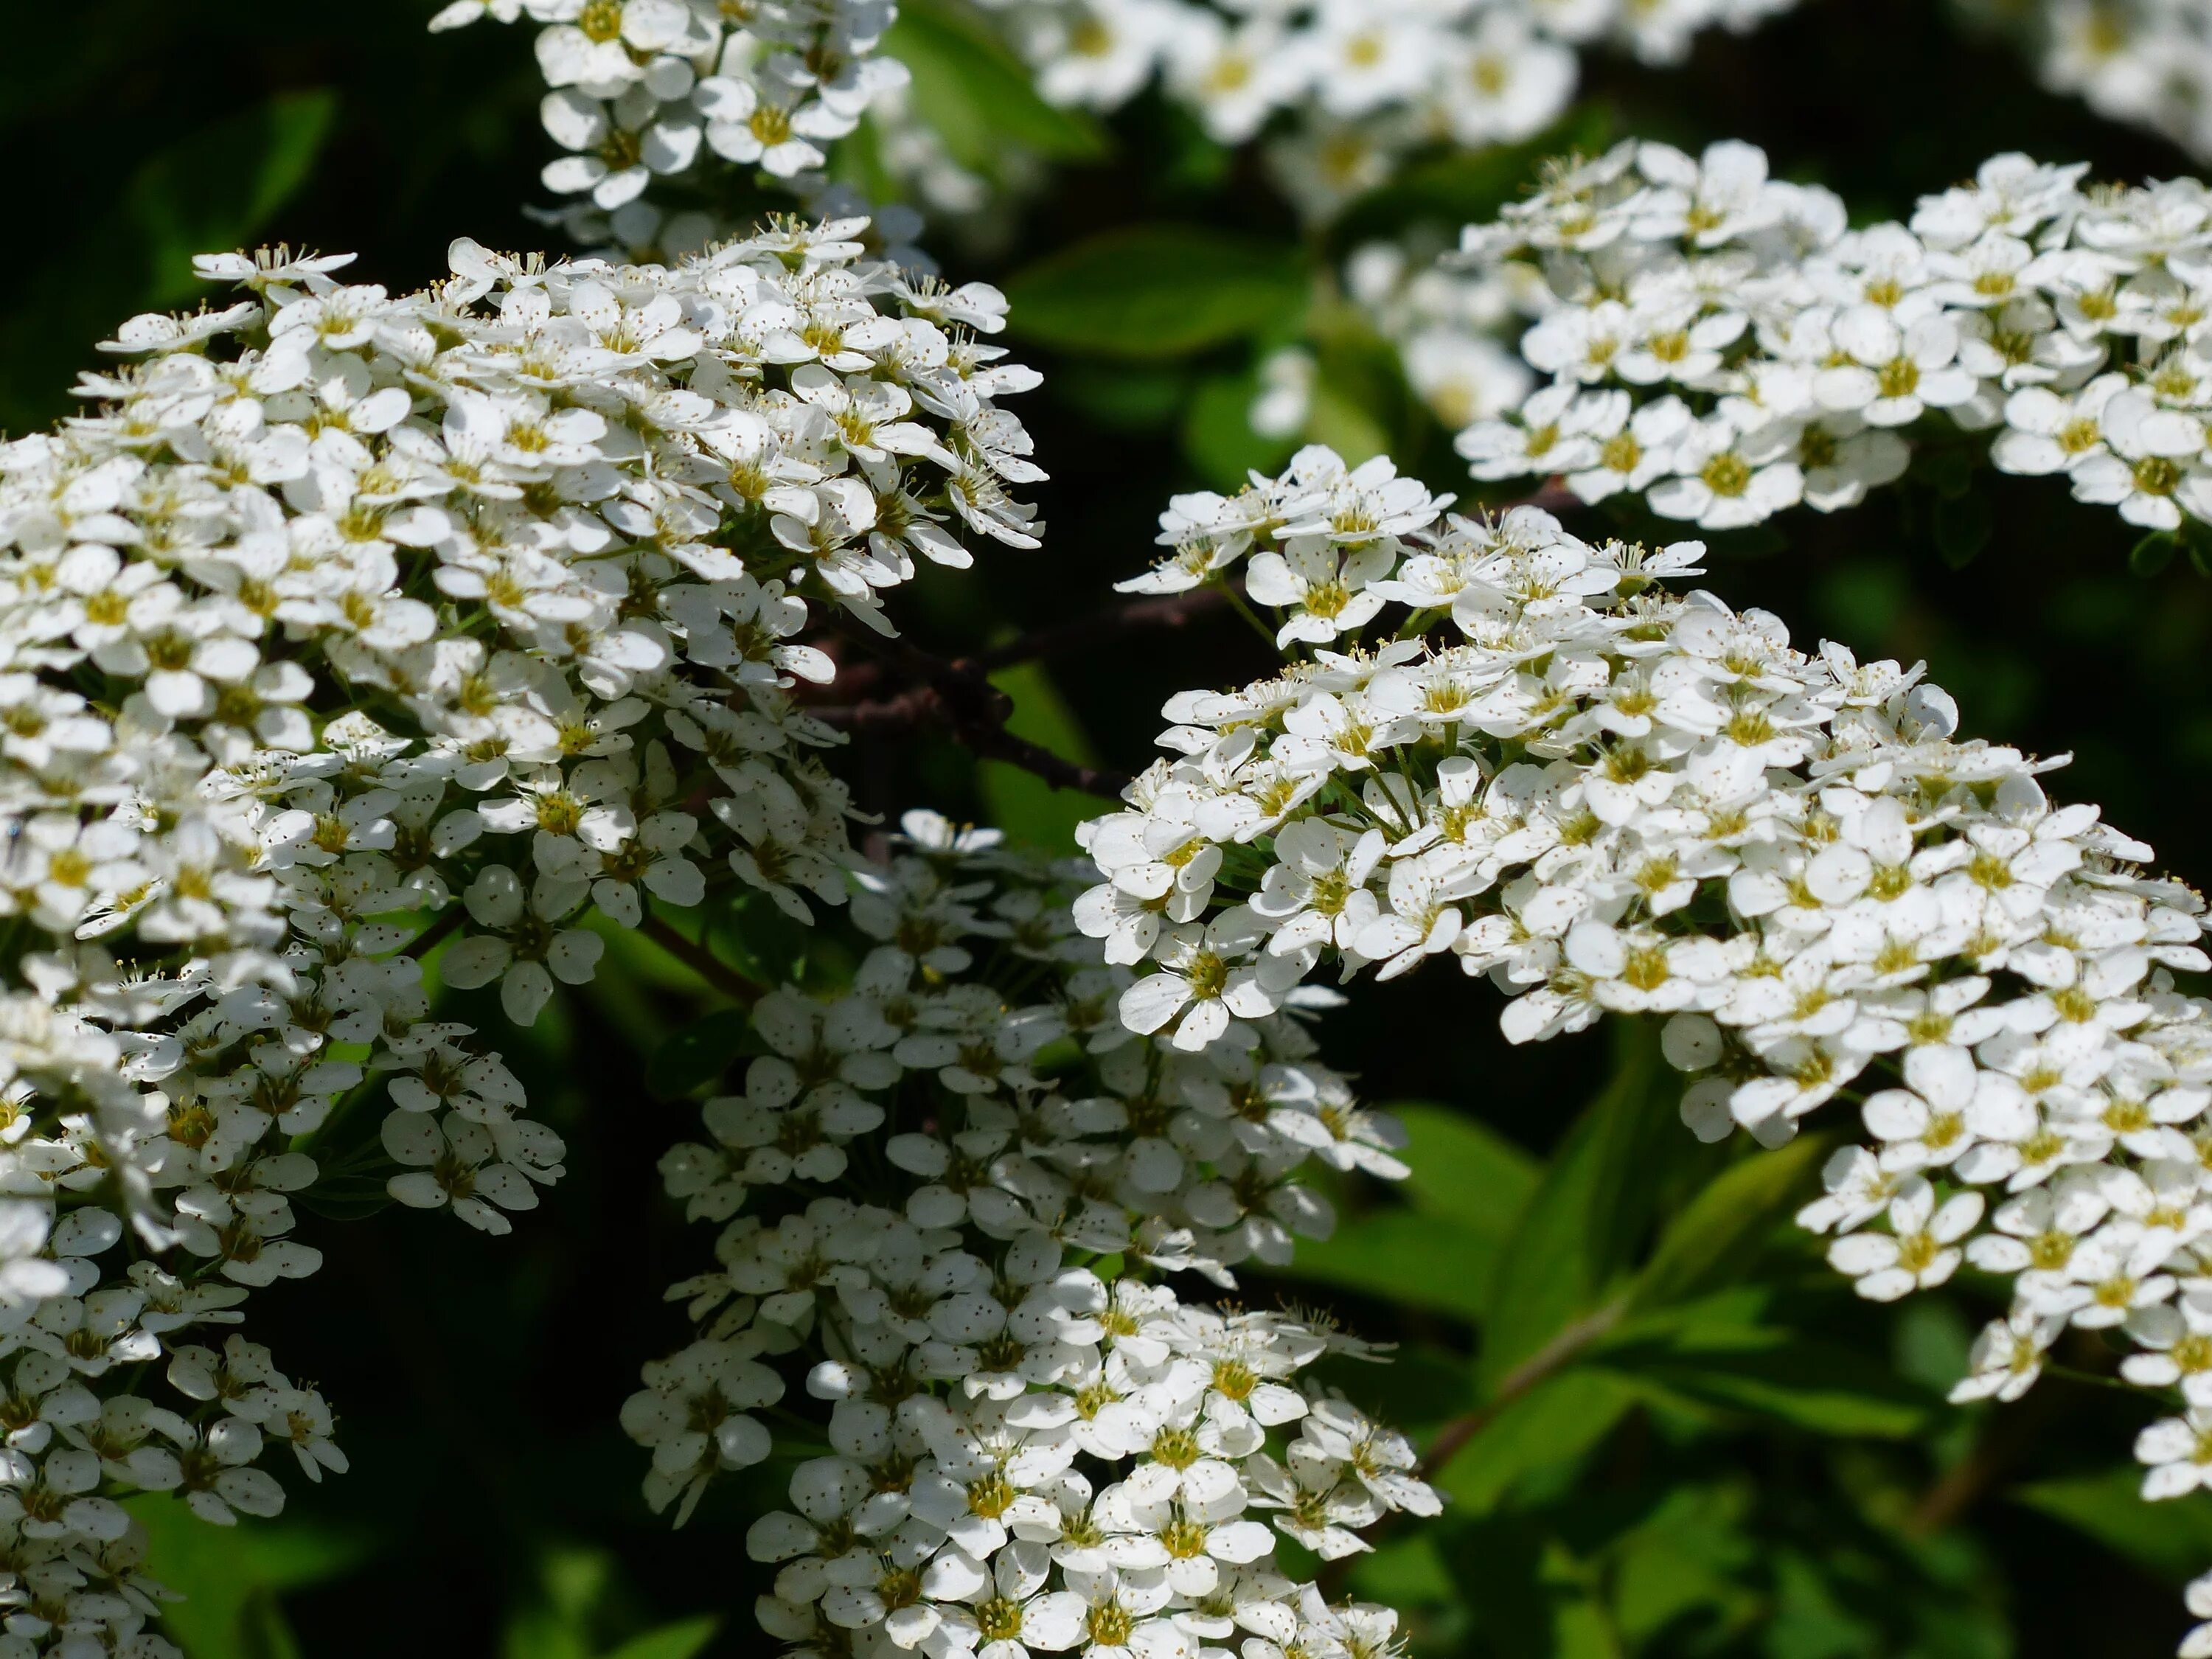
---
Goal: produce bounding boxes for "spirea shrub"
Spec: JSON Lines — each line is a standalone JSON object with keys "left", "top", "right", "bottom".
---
{"left": 1321, "top": 142, "right": 2212, "bottom": 548}
{"left": 0, "top": 222, "right": 1045, "bottom": 1653}
{"left": 15, "top": 1, "right": 2212, "bottom": 1654}
{"left": 1083, "top": 442, "right": 2212, "bottom": 1650}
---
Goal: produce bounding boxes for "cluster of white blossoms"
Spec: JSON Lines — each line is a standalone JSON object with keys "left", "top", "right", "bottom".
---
{"left": 434, "top": 0, "right": 1819, "bottom": 243}
{"left": 975, "top": 0, "right": 1800, "bottom": 220}
{"left": 425, "top": 0, "right": 998, "bottom": 265}
{"left": 428, "top": 0, "right": 908, "bottom": 216}
{"left": 1336, "top": 142, "right": 2212, "bottom": 540}
{"left": 625, "top": 813, "right": 1434, "bottom": 1659}
{"left": 0, "top": 223, "right": 1038, "bottom": 1652}
{"left": 1085, "top": 442, "right": 2212, "bottom": 1649}
{"left": 1973, "top": 0, "right": 2212, "bottom": 164}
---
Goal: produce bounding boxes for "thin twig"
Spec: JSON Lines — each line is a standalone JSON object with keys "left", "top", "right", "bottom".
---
{"left": 1419, "top": 1298, "right": 1629, "bottom": 1478}
{"left": 831, "top": 588, "right": 1234, "bottom": 703}
{"left": 404, "top": 905, "right": 465, "bottom": 959}
{"left": 827, "top": 622, "right": 1136, "bottom": 800}
{"left": 640, "top": 913, "right": 768, "bottom": 1006}
{"left": 1905, "top": 1348, "right": 2094, "bottom": 1538}
{"left": 970, "top": 587, "right": 1231, "bottom": 672}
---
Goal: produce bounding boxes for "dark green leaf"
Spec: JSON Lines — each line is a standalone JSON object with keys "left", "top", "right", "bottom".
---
{"left": 1933, "top": 490, "right": 1994, "bottom": 569}
{"left": 602, "top": 1618, "right": 721, "bottom": 1659}
{"left": 976, "top": 661, "right": 1114, "bottom": 852}
{"left": 1476, "top": 1023, "right": 1682, "bottom": 1392}
{"left": 1284, "top": 1105, "right": 1540, "bottom": 1320}
{"left": 1913, "top": 445, "right": 1977, "bottom": 500}
{"left": 1326, "top": 102, "right": 1614, "bottom": 251}
{"left": 1628, "top": 1132, "right": 1830, "bottom": 1311}
{"left": 292, "top": 1173, "right": 398, "bottom": 1224}
{"left": 131, "top": 1498, "right": 371, "bottom": 1658}
{"left": 1054, "top": 361, "right": 1190, "bottom": 431}
{"left": 2132, "top": 529, "right": 2178, "bottom": 578}
{"left": 131, "top": 91, "right": 338, "bottom": 306}
{"left": 1181, "top": 369, "right": 1298, "bottom": 491}
{"left": 1279, "top": 1208, "right": 1498, "bottom": 1321}
{"left": 1004, "top": 226, "right": 1308, "bottom": 358}
{"left": 1391, "top": 1102, "right": 1540, "bottom": 1235}
{"left": 887, "top": 0, "right": 1107, "bottom": 170}
{"left": 1303, "top": 379, "right": 1392, "bottom": 467}
{"left": 1591, "top": 1310, "right": 1930, "bottom": 1439}
{"left": 2012, "top": 1469, "right": 2212, "bottom": 1583}
{"left": 646, "top": 1009, "right": 757, "bottom": 1100}
{"left": 1433, "top": 1369, "right": 1638, "bottom": 1514}
{"left": 0, "top": 89, "right": 338, "bottom": 428}
{"left": 1765, "top": 1550, "right": 1881, "bottom": 1659}
{"left": 1608, "top": 1485, "right": 1760, "bottom": 1644}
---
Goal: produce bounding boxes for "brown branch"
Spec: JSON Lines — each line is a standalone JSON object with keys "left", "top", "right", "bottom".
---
{"left": 828, "top": 621, "right": 1136, "bottom": 801}
{"left": 1904, "top": 1357, "right": 2070, "bottom": 1538}
{"left": 971, "top": 587, "right": 1231, "bottom": 672}
{"left": 404, "top": 905, "right": 465, "bottom": 959}
{"left": 1420, "top": 1298, "right": 1628, "bottom": 1478}
{"left": 829, "top": 588, "right": 1234, "bottom": 703}
{"left": 639, "top": 913, "right": 767, "bottom": 1006}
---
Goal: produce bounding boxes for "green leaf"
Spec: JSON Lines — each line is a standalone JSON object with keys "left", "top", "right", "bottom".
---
{"left": 1476, "top": 1023, "right": 1681, "bottom": 1392}
{"left": 1443, "top": 1514, "right": 1552, "bottom": 1649}
{"left": 1303, "top": 378, "right": 1391, "bottom": 467}
{"left": 647, "top": 1008, "right": 757, "bottom": 1100}
{"left": 602, "top": 1617, "right": 722, "bottom": 1659}
{"left": 1608, "top": 1485, "right": 1759, "bottom": 1644}
{"left": 1279, "top": 1208, "right": 1499, "bottom": 1322}
{"left": 1932, "top": 490, "right": 1994, "bottom": 570}
{"left": 1590, "top": 1310, "right": 1930, "bottom": 1439}
{"left": 1054, "top": 361, "right": 1190, "bottom": 431}
{"left": 504, "top": 1547, "right": 609, "bottom": 1659}
{"left": 291, "top": 1169, "right": 398, "bottom": 1223}
{"left": 1004, "top": 226, "right": 1309, "bottom": 358}
{"left": 1344, "top": 1531, "right": 1459, "bottom": 1610}
{"left": 976, "top": 661, "right": 1113, "bottom": 852}
{"left": 1283, "top": 1105, "right": 1539, "bottom": 1320}
{"left": 1444, "top": 1511, "right": 1627, "bottom": 1655}
{"left": 135, "top": 91, "right": 336, "bottom": 305}
{"left": 2131, "top": 529, "right": 2177, "bottom": 579}
{"left": 886, "top": 0, "right": 1106, "bottom": 171}
{"left": 1391, "top": 1102, "right": 1540, "bottom": 1235}
{"left": 1181, "top": 368, "right": 1298, "bottom": 491}
{"left": 2012, "top": 1468, "right": 2212, "bottom": 1583}
{"left": 1433, "top": 1369, "right": 1638, "bottom": 1514}
{"left": 1765, "top": 1550, "right": 1880, "bottom": 1659}
{"left": 130, "top": 1498, "right": 372, "bottom": 1659}
{"left": 0, "top": 88, "right": 338, "bottom": 428}
{"left": 1627, "top": 1132, "right": 1830, "bottom": 1311}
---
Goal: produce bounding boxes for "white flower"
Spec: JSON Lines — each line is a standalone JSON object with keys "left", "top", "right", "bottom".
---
{"left": 1646, "top": 415, "right": 1804, "bottom": 529}
{"left": 1948, "top": 1308, "right": 2064, "bottom": 1404}
{"left": 382, "top": 1112, "right": 544, "bottom": 1234}
{"left": 1121, "top": 916, "right": 1305, "bottom": 1052}
{"left": 440, "top": 865, "right": 606, "bottom": 1024}
{"left": 2139, "top": 1408, "right": 2212, "bottom": 1500}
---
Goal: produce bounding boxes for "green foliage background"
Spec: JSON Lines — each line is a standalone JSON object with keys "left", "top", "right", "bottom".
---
{"left": 10, "top": 0, "right": 2212, "bottom": 1653}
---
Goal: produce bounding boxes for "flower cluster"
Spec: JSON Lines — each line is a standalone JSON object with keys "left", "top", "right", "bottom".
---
{"left": 437, "top": 0, "right": 1817, "bottom": 246}
{"left": 1086, "top": 442, "right": 2212, "bottom": 1645}
{"left": 625, "top": 813, "right": 1433, "bottom": 1659}
{"left": 428, "top": 0, "right": 914, "bottom": 237}
{"left": 0, "top": 223, "right": 1036, "bottom": 1647}
{"left": 923, "top": 0, "right": 1805, "bottom": 224}
{"left": 1346, "top": 142, "right": 2212, "bottom": 543}
{"left": 1971, "top": 0, "right": 2212, "bottom": 164}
